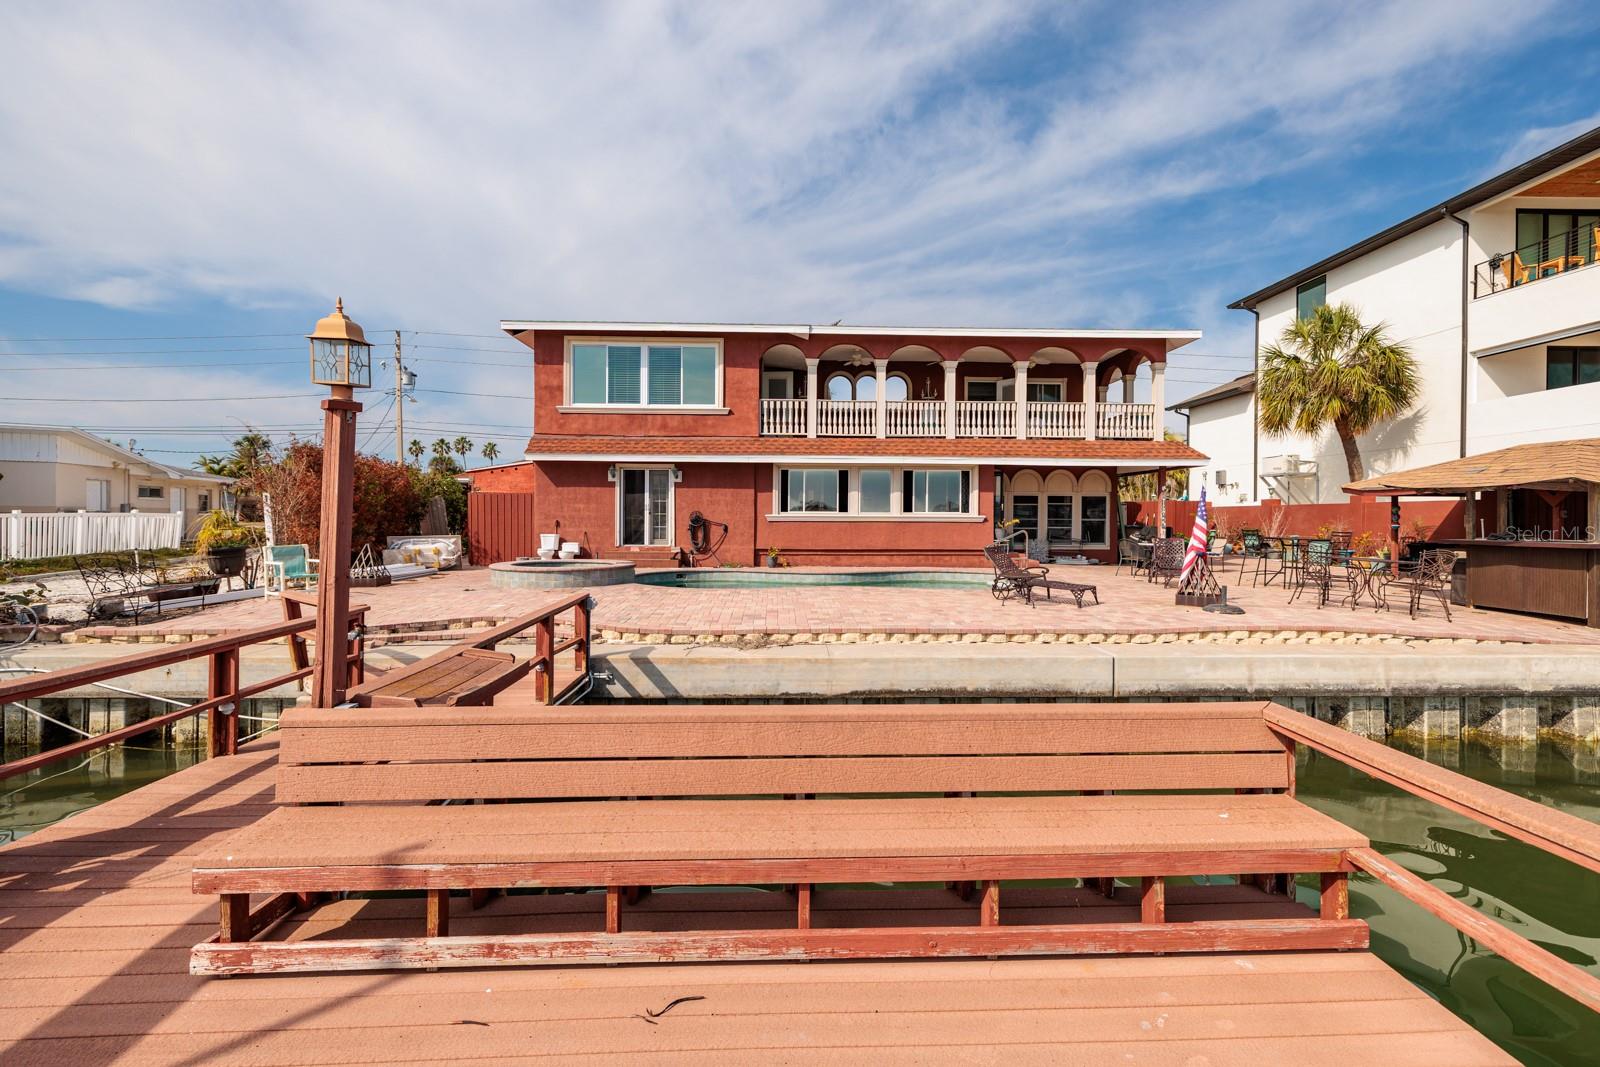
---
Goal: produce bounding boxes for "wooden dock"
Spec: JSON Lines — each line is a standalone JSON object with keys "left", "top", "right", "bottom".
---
{"left": 1, "top": 738, "right": 1512, "bottom": 1065}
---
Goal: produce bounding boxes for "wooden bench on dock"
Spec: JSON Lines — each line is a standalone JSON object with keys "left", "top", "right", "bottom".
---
{"left": 191, "top": 701, "right": 1368, "bottom": 975}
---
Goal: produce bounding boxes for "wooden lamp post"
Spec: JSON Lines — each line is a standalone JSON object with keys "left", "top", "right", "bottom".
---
{"left": 307, "top": 299, "right": 372, "bottom": 707}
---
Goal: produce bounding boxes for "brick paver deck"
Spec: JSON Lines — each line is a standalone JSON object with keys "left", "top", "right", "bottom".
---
{"left": 75, "top": 566, "right": 1600, "bottom": 646}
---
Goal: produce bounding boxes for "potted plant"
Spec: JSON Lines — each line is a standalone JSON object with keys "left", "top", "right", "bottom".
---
{"left": 765, "top": 546, "right": 782, "bottom": 569}
{"left": 194, "top": 509, "right": 259, "bottom": 579}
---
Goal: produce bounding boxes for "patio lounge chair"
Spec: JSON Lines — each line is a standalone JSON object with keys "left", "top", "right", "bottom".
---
{"left": 983, "top": 541, "right": 1098, "bottom": 607}
{"left": 263, "top": 544, "right": 318, "bottom": 598}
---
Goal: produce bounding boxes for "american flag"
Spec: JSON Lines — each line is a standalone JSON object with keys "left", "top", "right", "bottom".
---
{"left": 1178, "top": 487, "right": 1209, "bottom": 584}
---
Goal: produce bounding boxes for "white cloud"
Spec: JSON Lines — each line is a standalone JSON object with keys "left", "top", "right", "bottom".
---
{"left": 0, "top": 0, "right": 1580, "bottom": 452}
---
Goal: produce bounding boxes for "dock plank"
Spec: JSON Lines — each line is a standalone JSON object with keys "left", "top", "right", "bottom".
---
{"left": 0, "top": 737, "right": 1512, "bottom": 1065}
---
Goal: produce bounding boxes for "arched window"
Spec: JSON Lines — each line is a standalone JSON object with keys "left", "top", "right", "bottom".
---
{"left": 855, "top": 374, "right": 876, "bottom": 402}
{"left": 824, "top": 373, "right": 855, "bottom": 401}
{"left": 1078, "top": 470, "right": 1113, "bottom": 547}
{"left": 886, "top": 373, "right": 910, "bottom": 402}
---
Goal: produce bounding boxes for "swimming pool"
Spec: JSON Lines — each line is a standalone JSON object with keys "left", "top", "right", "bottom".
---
{"left": 635, "top": 568, "right": 992, "bottom": 589}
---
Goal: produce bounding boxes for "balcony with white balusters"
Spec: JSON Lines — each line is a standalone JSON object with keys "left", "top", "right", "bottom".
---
{"left": 758, "top": 344, "right": 1165, "bottom": 442}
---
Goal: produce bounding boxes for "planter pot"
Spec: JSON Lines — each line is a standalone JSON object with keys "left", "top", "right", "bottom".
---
{"left": 766, "top": 556, "right": 780, "bottom": 569}
{"left": 206, "top": 547, "right": 249, "bottom": 578}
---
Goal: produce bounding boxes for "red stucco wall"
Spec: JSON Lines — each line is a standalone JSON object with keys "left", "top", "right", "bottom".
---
{"left": 465, "top": 463, "right": 537, "bottom": 492}
{"left": 520, "top": 460, "right": 1006, "bottom": 567}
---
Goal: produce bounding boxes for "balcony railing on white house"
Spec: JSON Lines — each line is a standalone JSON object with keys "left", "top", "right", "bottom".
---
{"left": 1097, "top": 402, "right": 1156, "bottom": 440}
{"left": 760, "top": 398, "right": 807, "bottom": 436}
{"left": 817, "top": 399, "right": 877, "bottom": 436}
{"left": 758, "top": 397, "right": 1161, "bottom": 440}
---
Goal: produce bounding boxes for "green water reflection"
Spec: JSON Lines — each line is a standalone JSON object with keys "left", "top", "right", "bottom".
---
{"left": 0, "top": 742, "right": 205, "bottom": 844}
{"left": 1295, "top": 738, "right": 1600, "bottom": 1067}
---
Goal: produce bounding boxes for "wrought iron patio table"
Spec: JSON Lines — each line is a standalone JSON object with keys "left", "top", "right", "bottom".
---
{"left": 1340, "top": 556, "right": 1394, "bottom": 610}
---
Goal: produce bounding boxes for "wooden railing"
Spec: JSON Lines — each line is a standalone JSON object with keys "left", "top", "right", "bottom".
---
{"left": 1097, "top": 402, "right": 1156, "bottom": 439}
{"left": 817, "top": 400, "right": 876, "bottom": 436}
{"left": 955, "top": 400, "right": 1015, "bottom": 437}
{"left": 1265, "top": 705, "right": 1600, "bottom": 1013}
{"left": 0, "top": 609, "right": 367, "bottom": 782}
{"left": 1027, "top": 400, "right": 1086, "bottom": 438}
{"left": 759, "top": 397, "right": 806, "bottom": 436}
{"left": 885, "top": 400, "right": 945, "bottom": 437}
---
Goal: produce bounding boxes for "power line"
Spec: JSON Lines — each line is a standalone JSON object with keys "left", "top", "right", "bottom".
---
{"left": 9, "top": 392, "right": 322, "bottom": 403}
{"left": 0, "top": 332, "right": 304, "bottom": 342}
{"left": 4, "top": 359, "right": 303, "bottom": 371}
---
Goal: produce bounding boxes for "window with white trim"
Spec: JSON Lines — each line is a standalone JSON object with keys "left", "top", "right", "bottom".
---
{"left": 780, "top": 468, "right": 848, "bottom": 513}
{"left": 903, "top": 469, "right": 971, "bottom": 514}
{"left": 858, "top": 469, "right": 892, "bottom": 513}
{"left": 570, "top": 342, "right": 718, "bottom": 407}
{"left": 136, "top": 485, "right": 163, "bottom": 500}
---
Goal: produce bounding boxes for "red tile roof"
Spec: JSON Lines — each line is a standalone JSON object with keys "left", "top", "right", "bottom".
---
{"left": 523, "top": 435, "right": 1206, "bottom": 464}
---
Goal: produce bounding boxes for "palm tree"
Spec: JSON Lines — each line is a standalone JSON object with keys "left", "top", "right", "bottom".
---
{"left": 1257, "top": 303, "right": 1419, "bottom": 482}
{"left": 407, "top": 439, "right": 424, "bottom": 465}
{"left": 481, "top": 441, "right": 500, "bottom": 462}
{"left": 452, "top": 435, "right": 473, "bottom": 461}
{"left": 430, "top": 438, "right": 452, "bottom": 462}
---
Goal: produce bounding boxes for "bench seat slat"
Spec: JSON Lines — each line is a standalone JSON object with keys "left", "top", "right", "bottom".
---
{"left": 279, "top": 716, "right": 1283, "bottom": 765}
{"left": 277, "top": 751, "right": 1289, "bottom": 804}
{"left": 196, "top": 794, "right": 1363, "bottom": 874}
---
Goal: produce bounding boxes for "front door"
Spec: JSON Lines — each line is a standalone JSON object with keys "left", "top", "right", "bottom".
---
{"left": 86, "top": 479, "right": 109, "bottom": 512}
{"left": 619, "top": 468, "right": 672, "bottom": 546}
{"left": 763, "top": 371, "right": 793, "bottom": 399}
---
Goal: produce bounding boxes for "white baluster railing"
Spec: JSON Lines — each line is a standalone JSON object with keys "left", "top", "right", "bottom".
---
{"left": 1097, "top": 402, "right": 1156, "bottom": 439}
{"left": 760, "top": 398, "right": 807, "bottom": 436}
{"left": 885, "top": 400, "right": 945, "bottom": 437}
{"left": 954, "top": 400, "right": 1015, "bottom": 438}
{"left": 1026, "top": 401, "right": 1086, "bottom": 438}
{"left": 817, "top": 399, "right": 878, "bottom": 436}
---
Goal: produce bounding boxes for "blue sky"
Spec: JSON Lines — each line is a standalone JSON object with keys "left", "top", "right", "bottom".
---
{"left": 2, "top": 0, "right": 1599, "bottom": 467}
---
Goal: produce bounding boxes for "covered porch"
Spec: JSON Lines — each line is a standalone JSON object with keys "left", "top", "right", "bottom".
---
{"left": 758, "top": 336, "right": 1168, "bottom": 441}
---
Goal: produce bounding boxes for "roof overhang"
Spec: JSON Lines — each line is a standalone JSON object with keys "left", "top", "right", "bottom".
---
{"left": 1229, "top": 124, "right": 1600, "bottom": 310}
{"left": 500, "top": 320, "right": 1201, "bottom": 351}
{"left": 522, "top": 449, "right": 1206, "bottom": 470}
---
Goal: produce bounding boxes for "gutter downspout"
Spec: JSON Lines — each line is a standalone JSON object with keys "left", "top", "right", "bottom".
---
{"left": 1248, "top": 307, "right": 1260, "bottom": 502}
{"left": 1448, "top": 208, "right": 1470, "bottom": 458}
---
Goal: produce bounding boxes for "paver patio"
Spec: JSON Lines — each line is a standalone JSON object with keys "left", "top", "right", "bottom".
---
{"left": 72, "top": 565, "right": 1600, "bottom": 646}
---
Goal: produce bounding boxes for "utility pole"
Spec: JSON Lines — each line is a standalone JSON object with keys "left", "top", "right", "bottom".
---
{"left": 393, "top": 331, "right": 406, "bottom": 465}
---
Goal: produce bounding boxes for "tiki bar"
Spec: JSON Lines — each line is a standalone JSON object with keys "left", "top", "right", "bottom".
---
{"left": 1346, "top": 438, "right": 1600, "bottom": 627}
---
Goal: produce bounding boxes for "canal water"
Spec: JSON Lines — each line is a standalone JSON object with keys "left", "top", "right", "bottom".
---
{"left": 1, "top": 702, "right": 1596, "bottom": 1064}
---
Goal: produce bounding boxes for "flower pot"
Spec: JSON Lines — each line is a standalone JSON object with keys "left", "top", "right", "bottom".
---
{"left": 766, "top": 556, "right": 779, "bottom": 569}
{"left": 206, "top": 547, "right": 249, "bottom": 578}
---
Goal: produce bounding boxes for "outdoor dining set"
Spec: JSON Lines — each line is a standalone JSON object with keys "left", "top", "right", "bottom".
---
{"left": 1117, "top": 529, "right": 1458, "bottom": 620}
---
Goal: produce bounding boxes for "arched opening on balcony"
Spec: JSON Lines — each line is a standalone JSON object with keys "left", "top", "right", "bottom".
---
{"left": 1098, "top": 348, "right": 1163, "bottom": 440}
{"left": 759, "top": 344, "right": 809, "bottom": 435}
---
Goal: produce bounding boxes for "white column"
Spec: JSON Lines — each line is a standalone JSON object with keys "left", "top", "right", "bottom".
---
{"left": 1082, "top": 361, "right": 1098, "bottom": 441}
{"left": 942, "top": 360, "right": 958, "bottom": 439}
{"left": 874, "top": 358, "right": 888, "bottom": 439}
{"left": 804, "top": 358, "right": 819, "bottom": 439}
{"left": 1013, "top": 360, "right": 1029, "bottom": 440}
{"left": 1149, "top": 360, "right": 1166, "bottom": 440}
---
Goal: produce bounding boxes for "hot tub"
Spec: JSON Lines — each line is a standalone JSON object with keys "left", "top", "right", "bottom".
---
{"left": 487, "top": 559, "right": 636, "bottom": 589}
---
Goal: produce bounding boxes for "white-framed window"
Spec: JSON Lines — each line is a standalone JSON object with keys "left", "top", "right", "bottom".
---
{"left": 617, "top": 466, "right": 674, "bottom": 545}
{"left": 136, "top": 485, "right": 163, "bottom": 500}
{"left": 903, "top": 469, "right": 971, "bottom": 514}
{"left": 771, "top": 465, "right": 979, "bottom": 519}
{"left": 885, "top": 373, "right": 911, "bottom": 402}
{"left": 824, "top": 373, "right": 857, "bottom": 401}
{"left": 858, "top": 468, "right": 893, "bottom": 513}
{"left": 999, "top": 469, "right": 1112, "bottom": 548}
{"left": 567, "top": 339, "right": 721, "bottom": 408}
{"left": 779, "top": 468, "right": 848, "bottom": 513}
{"left": 965, "top": 378, "right": 1062, "bottom": 402}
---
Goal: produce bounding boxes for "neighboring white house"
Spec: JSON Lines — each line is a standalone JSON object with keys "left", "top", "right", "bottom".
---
{"left": 1189, "top": 124, "right": 1600, "bottom": 503}
{"left": 0, "top": 424, "right": 232, "bottom": 535}
{"left": 1169, "top": 373, "right": 1255, "bottom": 504}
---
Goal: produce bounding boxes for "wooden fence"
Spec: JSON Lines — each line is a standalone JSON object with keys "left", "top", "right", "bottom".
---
{"left": 1, "top": 509, "right": 185, "bottom": 561}
{"left": 466, "top": 491, "right": 538, "bottom": 565}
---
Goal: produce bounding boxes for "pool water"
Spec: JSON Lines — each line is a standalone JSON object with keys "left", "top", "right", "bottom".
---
{"left": 636, "top": 569, "right": 993, "bottom": 589}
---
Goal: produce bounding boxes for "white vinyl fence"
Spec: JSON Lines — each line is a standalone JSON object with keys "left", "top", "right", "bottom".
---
{"left": 1, "top": 509, "right": 185, "bottom": 561}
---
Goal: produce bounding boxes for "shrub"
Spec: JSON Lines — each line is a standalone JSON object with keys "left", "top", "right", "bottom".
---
{"left": 242, "top": 441, "right": 429, "bottom": 560}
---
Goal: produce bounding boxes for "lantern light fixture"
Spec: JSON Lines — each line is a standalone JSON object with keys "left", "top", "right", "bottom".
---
{"left": 308, "top": 297, "right": 373, "bottom": 389}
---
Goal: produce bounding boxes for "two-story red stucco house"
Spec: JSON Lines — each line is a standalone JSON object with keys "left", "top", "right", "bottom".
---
{"left": 491, "top": 320, "right": 1207, "bottom": 567}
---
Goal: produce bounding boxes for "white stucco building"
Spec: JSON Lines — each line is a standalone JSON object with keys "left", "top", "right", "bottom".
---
{"left": 0, "top": 424, "right": 231, "bottom": 535}
{"left": 1179, "top": 125, "right": 1600, "bottom": 503}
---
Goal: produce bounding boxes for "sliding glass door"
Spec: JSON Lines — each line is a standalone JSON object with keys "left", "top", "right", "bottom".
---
{"left": 619, "top": 468, "right": 672, "bottom": 546}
